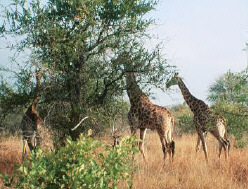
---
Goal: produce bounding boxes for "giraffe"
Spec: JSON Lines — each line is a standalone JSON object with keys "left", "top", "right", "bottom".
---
{"left": 166, "top": 73, "right": 230, "bottom": 161}
{"left": 21, "top": 70, "right": 44, "bottom": 152}
{"left": 125, "top": 71, "right": 175, "bottom": 161}
{"left": 111, "top": 122, "right": 123, "bottom": 147}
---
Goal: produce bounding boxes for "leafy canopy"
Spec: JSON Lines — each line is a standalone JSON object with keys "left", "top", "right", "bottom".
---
{"left": 0, "top": 0, "right": 174, "bottom": 136}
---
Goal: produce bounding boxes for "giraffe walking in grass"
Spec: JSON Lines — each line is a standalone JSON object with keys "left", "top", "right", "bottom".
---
{"left": 125, "top": 70, "right": 175, "bottom": 162}
{"left": 166, "top": 73, "right": 230, "bottom": 161}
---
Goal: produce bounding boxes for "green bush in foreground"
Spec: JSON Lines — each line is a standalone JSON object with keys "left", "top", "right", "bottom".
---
{"left": 15, "top": 134, "right": 138, "bottom": 189}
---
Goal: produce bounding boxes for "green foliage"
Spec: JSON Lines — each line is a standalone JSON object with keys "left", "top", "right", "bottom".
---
{"left": 7, "top": 134, "right": 138, "bottom": 189}
{"left": 0, "top": 172, "right": 13, "bottom": 187}
{"left": 208, "top": 70, "right": 248, "bottom": 105}
{"left": 178, "top": 114, "right": 194, "bottom": 134}
{"left": 211, "top": 102, "right": 248, "bottom": 146}
{"left": 208, "top": 69, "right": 248, "bottom": 147}
{"left": 0, "top": 0, "right": 174, "bottom": 137}
{"left": 170, "top": 104, "right": 194, "bottom": 135}
{"left": 0, "top": 68, "right": 35, "bottom": 115}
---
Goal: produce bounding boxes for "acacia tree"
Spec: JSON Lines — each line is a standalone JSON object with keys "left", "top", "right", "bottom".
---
{"left": 208, "top": 69, "right": 248, "bottom": 147}
{"left": 0, "top": 0, "right": 173, "bottom": 138}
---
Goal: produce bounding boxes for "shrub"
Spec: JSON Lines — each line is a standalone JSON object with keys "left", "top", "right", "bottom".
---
{"left": 178, "top": 114, "right": 194, "bottom": 134}
{"left": 4, "top": 134, "right": 138, "bottom": 189}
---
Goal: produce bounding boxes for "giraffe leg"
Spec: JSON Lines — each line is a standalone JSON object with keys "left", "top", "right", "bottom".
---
{"left": 227, "top": 140, "right": 230, "bottom": 156}
{"left": 165, "top": 128, "right": 175, "bottom": 161}
{"left": 216, "top": 137, "right": 228, "bottom": 159}
{"left": 130, "top": 127, "right": 137, "bottom": 136}
{"left": 219, "top": 139, "right": 228, "bottom": 160}
{"left": 139, "top": 128, "right": 147, "bottom": 161}
{"left": 27, "top": 138, "right": 34, "bottom": 152}
{"left": 167, "top": 142, "right": 174, "bottom": 163}
{"left": 223, "top": 137, "right": 230, "bottom": 159}
{"left": 22, "top": 140, "right": 27, "bottom": 160}
{"left": 218, "top": 140, "right": 223, "bottom": 158}
{"left": 35, "top": 132, "right": 41, "bottom": 149}
{"left": 196, "top": 135, "right": 202, "bottom": 153}
{"left": 222, "top": 139, "right": 229, "bottom": 160}
{"left": 211, "top": 131, "right": 229, "bottom": 160}
{"left": 198, "top": 132, "right": 208, "bottom": 161}
{"left": 158, "top": 134, "right": 167, "bottom": 161}
{"left": 169, "top": 141, "right": 175, "bottom": 162}
{"left": 196, "top": 132, "right": 207, "bottom": 153}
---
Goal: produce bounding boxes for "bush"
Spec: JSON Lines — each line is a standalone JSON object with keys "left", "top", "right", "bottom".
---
{"left": 6, "top": 134, "right": 138, "bottom": 189}
{"left": 170, "top": 104, "right": 195, "bottom": 135}
{"left": 211, "top": 103, "right": 248, "bottom": 147}
{"left": 178, "top": 114, "right": 194, "bottom": 135}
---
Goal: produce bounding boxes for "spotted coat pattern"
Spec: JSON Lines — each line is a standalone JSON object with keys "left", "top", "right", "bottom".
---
{"left": 126, "top": 72, "right": 175, "bottom": 161}
{"left": 21, "top": 70, "right": 44, "bottom": 152}
{"left": 168, "top": 74, "right": 230, "bottom": 161}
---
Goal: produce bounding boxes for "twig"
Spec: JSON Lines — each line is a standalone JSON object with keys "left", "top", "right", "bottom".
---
{"left": 71, "top": 116, "right": 89, "bottom": 131}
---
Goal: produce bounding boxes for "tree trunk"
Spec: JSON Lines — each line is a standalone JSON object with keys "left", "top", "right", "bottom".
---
{"left": 69, "top": 56, "right": 88, "bottom": 140}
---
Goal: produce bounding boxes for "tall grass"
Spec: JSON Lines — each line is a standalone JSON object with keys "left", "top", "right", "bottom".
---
{"left": 0, "top": 136, "right": 22, "bottom": 175}
{"left": 133, "top": 133, "right": 248, "bottom": 189}
{"left": 0, "top": 136, "right": 22, "bottom": 188}
{"left": 1, "top": 133, "right": 248, "bottom": 188}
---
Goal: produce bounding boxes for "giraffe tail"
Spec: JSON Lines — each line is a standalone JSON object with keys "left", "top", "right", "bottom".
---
{"left": 170, "top": 116, "right": 175, "bottom": 158}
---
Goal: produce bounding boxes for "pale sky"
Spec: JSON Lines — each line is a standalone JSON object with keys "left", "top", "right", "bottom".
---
{"left": 149, "top": 0, "right": 248, "bottom": 106}
{"left": 1, "top": 0, "right": 248, "bottom": 106}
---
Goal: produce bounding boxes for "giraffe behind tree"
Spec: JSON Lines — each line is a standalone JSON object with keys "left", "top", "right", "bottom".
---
{"left": 21, "top": 69, "right": 44, "bottom": 152}
{"left": 166, "top": 73, "right": 230, "bottom": 161}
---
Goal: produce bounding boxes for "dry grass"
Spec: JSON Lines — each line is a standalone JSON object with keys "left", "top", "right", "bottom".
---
{"left": 0, "top": 136, "right": 22, "bottom": 175}
{"left": 0, "top": 133, "right": 248, "bottom": 189}
{"left": 132, "top": 132, "right": 248, "bottom": 189}
{"left": 0, "top": 136, "right": 22, "bottom": 188}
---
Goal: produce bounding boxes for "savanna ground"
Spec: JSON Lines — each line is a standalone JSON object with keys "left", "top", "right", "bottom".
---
{"left": 0, "top": 133, "right": 248, "bottom": 189}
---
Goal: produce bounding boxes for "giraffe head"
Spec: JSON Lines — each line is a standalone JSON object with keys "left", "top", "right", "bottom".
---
{"left": 35, "top": 69, "right": 42, "bottom": 80}
{"left": 166, "top": 73, "right": 180, "bottom": 89}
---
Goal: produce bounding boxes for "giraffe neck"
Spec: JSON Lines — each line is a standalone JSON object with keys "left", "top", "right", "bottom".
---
{"left": 126, "top": 72, "right": 150, "bottom": 105}
{"left": 177, "top": 78, "right": 208, "bottom": 113}
{"left": 33, "top": 70, "right": 42, "bottom": 105}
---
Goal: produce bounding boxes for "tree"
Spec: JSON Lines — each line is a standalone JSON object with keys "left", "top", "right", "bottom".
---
{"left": 0, "top": 0, "right": 173, "bottom": 139}
{"left": 208, "top": 69, "right": 248, "bottom": 147}
{"left": 208, "top": 70, "right": 248, "bottom": 105}
{"left": 170, "top": 104, "right": 194, "bottom": 135}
